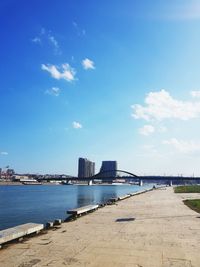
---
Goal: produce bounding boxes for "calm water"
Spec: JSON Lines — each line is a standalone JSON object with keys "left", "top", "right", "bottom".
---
{"left": 0, "top": 184, "right": 151, "bottom": 230}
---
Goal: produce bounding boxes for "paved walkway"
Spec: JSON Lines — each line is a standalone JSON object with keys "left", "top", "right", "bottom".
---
{"left": 0, "top": 187, "right": 200, "bottom": 267}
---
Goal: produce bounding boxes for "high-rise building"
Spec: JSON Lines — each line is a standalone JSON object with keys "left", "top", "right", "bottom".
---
{"left": 91, "top": 162, "right": 95, "bottom": 177}
{"left": 78, "top": 158, "right": 95, "bottom": 178}
{"left": 100, "top": 161, "right": 117, "bottom": 177}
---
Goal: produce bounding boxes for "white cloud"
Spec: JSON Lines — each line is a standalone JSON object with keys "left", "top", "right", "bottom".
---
{"left": 41, "top": 28, "right": 46, "bottom": 35}
{"left": 82, "top": 58, "right": 95, "bottom": 70}
{"left": 41, "top": 63, "right": 76, "bottom": 82}
{"left": 72, "top": 21, "right": 86, "bottom": 37}
{"left": 191, "top": 90, "right": 200, "bottom": 98}
{"left": 32, "top": 28, "right": 61, "bottom": 54}
{"left": 139, "top": 125, "right": 155, "bottom": 136}
{"left": 163, "top": 138, "right": 200, "bottom": 153}
{"left": 132, "top": 89, "right": 200, "bottom": 121}
{"left": 72, "top": 21, "right": 78, "bottom": 28}
{"left": 0, "top": 151, "right": 8, "bottom": 155}
{"left": 152, "top": 1, "right": 200, "bottom": 21}
{"left": 169, "top": 1, "right": 200, "bottom": 20}
{"left": 32, "top": 37, "right": 41, "bottom": 44}
{"left": 48, "top": 34, "right": 60, "bottom": 54}
{"left": 45, "top": 87, "right": 60, "bottom": 96}
{"left": 48, "top": 36, "right": 58, "bottom": 47}
{"left": 72, "top": 121, "right": 82, "bottom": 129}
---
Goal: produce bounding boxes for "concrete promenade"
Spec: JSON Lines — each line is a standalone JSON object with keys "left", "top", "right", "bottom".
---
{"left": 0, "top": 187, "right": 200, "bottom": 267}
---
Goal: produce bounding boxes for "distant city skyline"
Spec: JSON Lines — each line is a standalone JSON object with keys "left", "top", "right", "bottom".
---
{"left": 1, "top": 1, "right": 200, "bottom": 176}
{"left": 78, "top": 157, "right": 95, "bottom": 178}
{"left": 100, "top": 161, "right": 118, "bottom": 178}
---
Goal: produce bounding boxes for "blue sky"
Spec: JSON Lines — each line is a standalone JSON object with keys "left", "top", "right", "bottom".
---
{"left": 1, "top": 0, "right": 200, "bottom": 176}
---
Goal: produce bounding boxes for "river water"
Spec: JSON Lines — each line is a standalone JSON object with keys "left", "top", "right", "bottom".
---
{"left": 0, "top": 184, "right": 152, "bottom": 230}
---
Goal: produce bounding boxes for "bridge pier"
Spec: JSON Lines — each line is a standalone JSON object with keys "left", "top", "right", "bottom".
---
{"left": 88, "top": 180, "right": 93, "bottom": 186}
{"left": 139, "top": 179, "right": 143, "bottom": 186}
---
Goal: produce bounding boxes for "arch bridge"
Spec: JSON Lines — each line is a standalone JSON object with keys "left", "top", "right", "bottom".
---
{"left": 88, "top": 169, "right": 143, "bottom": 186}
{"left": 81, "top": 170, "right": 200, "bottom": 186}
{"left": 91, "top": 169, "right": 138, "bottom": 179}
{"left": 36, "top": 169, "right": 200, "bottom": 186}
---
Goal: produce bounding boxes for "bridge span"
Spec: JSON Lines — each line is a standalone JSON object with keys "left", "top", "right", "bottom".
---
{"left": 37, "top": 169, "right": 200, "bottom": 186}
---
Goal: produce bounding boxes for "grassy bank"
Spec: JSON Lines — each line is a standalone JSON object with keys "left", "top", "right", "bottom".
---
{"left": 183, "top": 199, "right": 200, "bottom": 214}
{"left": 174, "top": 185, "right": 200, "bottom": 193}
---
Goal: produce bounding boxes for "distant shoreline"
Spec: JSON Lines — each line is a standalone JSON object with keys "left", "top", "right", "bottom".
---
{"left": 0, "top": 181, "right": 137, "bottom": 186}
{"left": 0, "top": 181, "right": 58, "bottom": 186}
{"left": 0, "top": 181, "right": 22, "bottom": 185}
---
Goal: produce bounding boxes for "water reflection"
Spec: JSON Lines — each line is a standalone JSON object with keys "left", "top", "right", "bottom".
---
{"left": 0, "top": 184, "right": 151, "bottom": 230}
{"left": 77, "top": 186, "right": 95, "bottom": 206}
{"left": 98, "top": 186, "right": 118, "bottom": 204}
{"left": 76, "top": 185, "right": 118, "bottom": 207}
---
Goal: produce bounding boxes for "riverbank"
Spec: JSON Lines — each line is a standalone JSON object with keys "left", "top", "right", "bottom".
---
{"left": 1, "top": 187, "right": 200, "bottom": 267}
